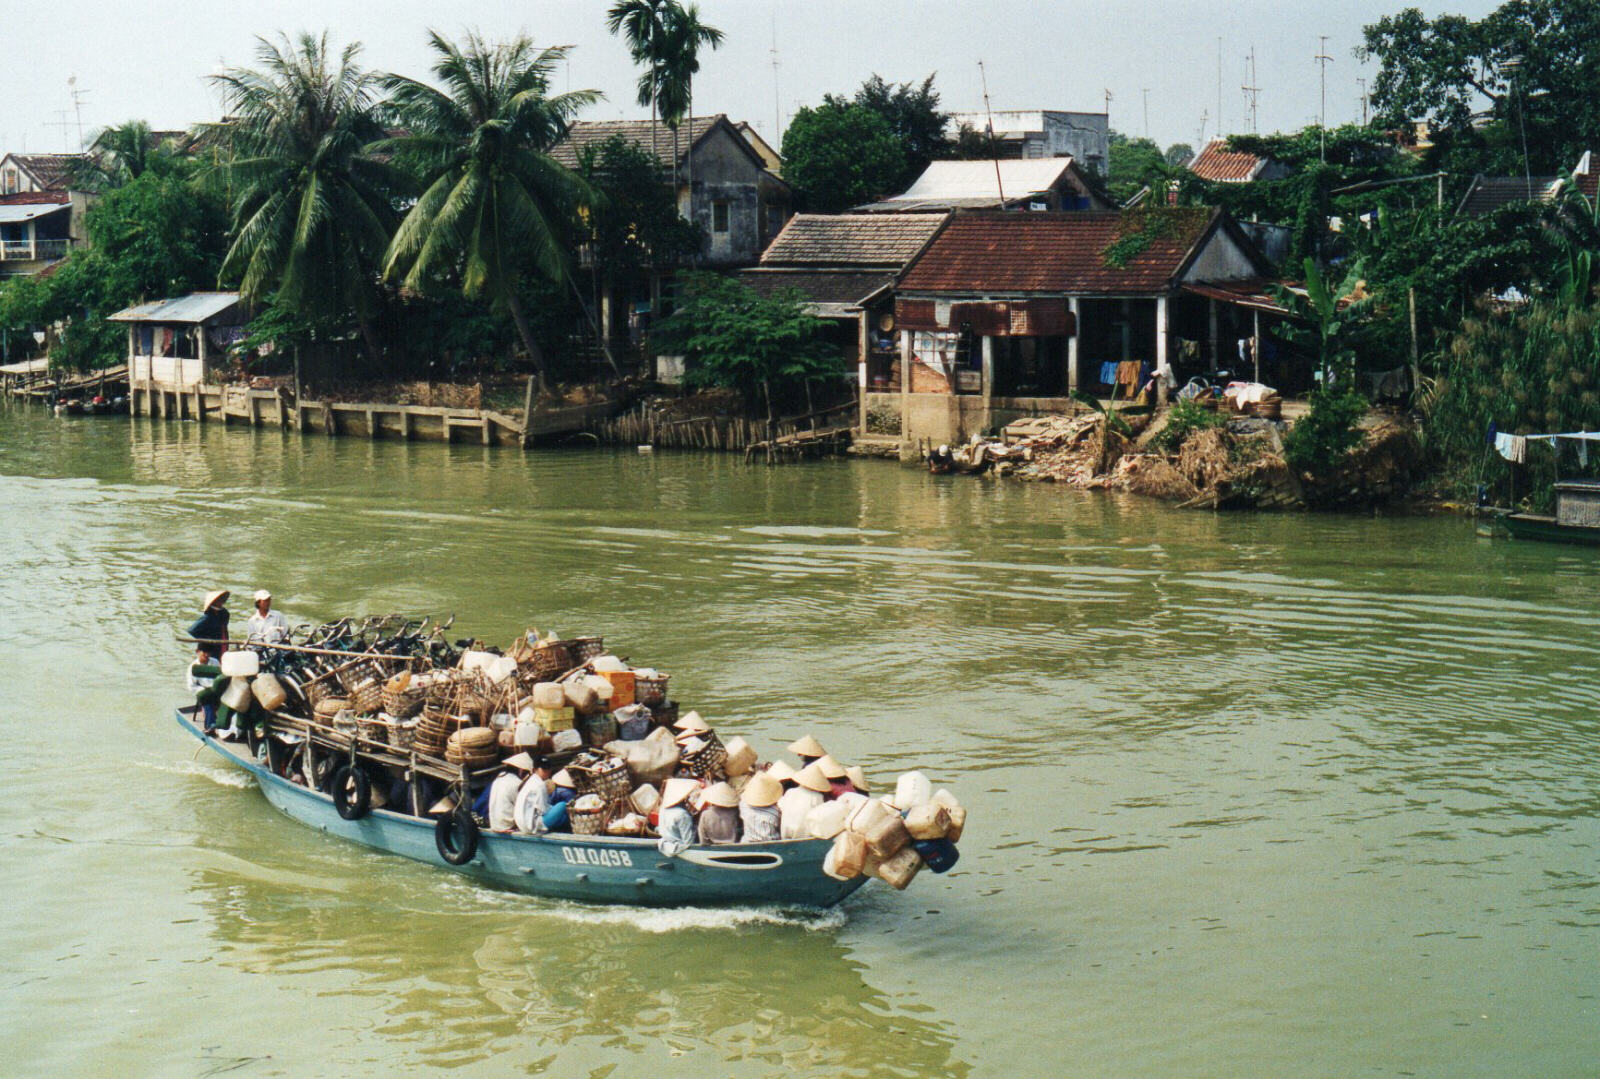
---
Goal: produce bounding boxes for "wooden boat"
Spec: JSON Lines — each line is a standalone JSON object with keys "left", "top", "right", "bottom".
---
{"left": 1498, "top": 480, "right": 1600, "bottom": 546}
{"left": 176, "top": 706, "right": 869, "bottom": 908}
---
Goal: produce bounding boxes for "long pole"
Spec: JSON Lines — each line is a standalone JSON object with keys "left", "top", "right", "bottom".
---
{"left": 1315, "top": 36, "right": 1333, "bottom": 162}
{"left": 979, "top": 60, "right": 1005, "bottom": 205}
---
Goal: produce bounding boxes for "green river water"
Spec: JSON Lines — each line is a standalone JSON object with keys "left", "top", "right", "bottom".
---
{"left": 0, "top": 402, "right": 1595, "bottom": 1078}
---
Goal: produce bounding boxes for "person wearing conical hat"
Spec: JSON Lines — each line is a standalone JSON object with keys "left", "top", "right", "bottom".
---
{"left": 844, "top": 765, "right": 871, "bottom": 793}
{"left": 764, "top": 759, "right": 797, "bottom": 790}
{"left": 188, "top": 590, "right": 231, "bottom": 656}
{"left": 813, "top": 754, "right": 856, "bottom": 799}
{"left": 548, "top": 768, "right": 578, "bottom": 806}
{"left": 697, "top": 781, "right": 742, "bottom": 845}
{"left": 513, "top": 756, "right": 556, "bottom": 835}
{"left": 489, "top": 753, "right": 537, "bottom": 833}
{"left": 656, "top": 777, "right": 700, "bottom": 857}
{"left": 739, "top": 772, "right": 783, "bottom": 842}
{"left": 778, "top": 762, "right": 830, "bottom": 839}
{"left": 787, "top": 734, "right": 826, "bottom": 768}
{"left": 674, "top": 711, "right": 712, "bottom": 735}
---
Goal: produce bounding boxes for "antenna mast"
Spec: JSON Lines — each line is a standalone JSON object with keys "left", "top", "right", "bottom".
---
{"left": 979, "top": 60, "right": 1005, "bottom": 206}
{"left": 1242, "top": 47, "right": 1261, "bottom": 133}
{"left": 69, "top": 76, "right": 88, "bottom": 149}
{"left": 1315, "top": 36, "right": 1334, "bottom": 161}
{"left": 769, "top": 14, "right": 781, "bottom": 143}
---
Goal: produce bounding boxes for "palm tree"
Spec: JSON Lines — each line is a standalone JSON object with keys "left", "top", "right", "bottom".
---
{"left": 655, "top": 3, "right": 723, "bottom": 176}
{"left": 71, "top": 120, "right": 166, "bottom": 189}
{"left": 378, "top": 31, "right": 599, "bottom": 394}
{"left": 205, "top": 33, "right": 405, "bottom": 363}
{"left": 606, "top": 0, "right": 673, "bottom": 169}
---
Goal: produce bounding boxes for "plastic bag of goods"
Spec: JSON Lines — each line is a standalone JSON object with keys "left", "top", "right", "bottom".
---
{"left": 532, "top": 682, "right": 565, "bottom": 710}
{"left": 904, "top": 803, "right": 952, "bottom": 841}
{"left": 579, "top": 712, "right": 618, "bottom": 746}
{"left": 614, "top": 704, "right": 652, "bottom": 741}
{"left": 850, "top": 798, "right": 911, "bottom": 858}
{"left": 913, "top": 837, "right": 960, "bottom": 874}
{"left": 824, "top": 830, "right": 868, "bottom": 880}
{"left": 252, "top": 672, "right": 287, "bottom": 711}
{"left": 458, "top": 650, "right": 499, "bottom": 675}
{"left": 931, "top": 789, "right": 967, "bottom": 842}
{"left": 722, "top": 736, "right": 757, "bottom": 777}
{"left": 806, "top": 792, "right": 867, "bottom": 840}
{"left": 893, "top": 771, "right": 932, "bottom": 810}
{"left": 606, "top": 813, "right": 646, "bottom": 836}
{"left": 592, "top": 655, "right": 628, "bottom": 674}
{"left": 874, "top": 845, "right": 924, "bottom": 890}
{"left": 220, "top": 651, "right": 261, "bottom": 678}
{"left": 630, "top": 782, "right": 661, "bottom": 817}
{"left": 619, "top": 726, "right": 680, "bottom": 788}
{"left": 549, "top": 728, "right": 583, "bottom": 754}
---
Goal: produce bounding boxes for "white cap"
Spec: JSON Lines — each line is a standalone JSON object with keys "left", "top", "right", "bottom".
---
{"left": 252, "top": 589, "right": 271, "bottom": 602}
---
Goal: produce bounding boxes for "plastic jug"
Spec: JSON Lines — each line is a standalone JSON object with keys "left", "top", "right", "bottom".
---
{"left": 220, "top": 651, "right": 260, "bottom": 678}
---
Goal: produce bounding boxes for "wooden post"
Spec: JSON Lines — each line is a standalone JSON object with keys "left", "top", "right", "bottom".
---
{"left": 521, "top": 375, "right": 536, "bottom": 449}
{"left": 1252, "top": 310, "right": 1262, "bottom": 385}
{"left": 194, "top": 386, "right": 205, "bottom": 423}
{"left": 292, "top": 348, "right": 302, "bottom": 431}
{"left": 1408, "top": 287, "right": 1420, "bottom": 399}
{"left": 1155, "top": 294, "right": 1171, "bottom": 408}
{"left": 400, "top": 408, "right": 413, "bottom": 441}
{"left": 366, "top": 408, "right": 377, "bottom": 439}
{"left": 1067, "top": 296, "right": 1081, "bottom": 392}
{"left": 1208, "top": 298, "right": 1220, "bottom": 372}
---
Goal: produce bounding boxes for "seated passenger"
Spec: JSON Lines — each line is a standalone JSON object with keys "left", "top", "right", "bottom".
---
{"left": 514, "top": 756, "right": 555, "bottom": 835}
{"left": 697, "top": 782, "right": 741, "bottom": 845}
{"left": 778, "top": 763, "right": 830, "bottom": 839}
{"left": 656, "top": 777, "right": 700, "bottom": 856}
{"left": 739, "top": 773, "right": 783, "bottom": 843}
{"left": 488, "top": 754, "right": 535, "bottom": 833}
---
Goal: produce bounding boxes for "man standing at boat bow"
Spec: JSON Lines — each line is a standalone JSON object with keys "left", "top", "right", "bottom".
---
{"left": 245, "top": 590, "right": 288, "bottom": 645}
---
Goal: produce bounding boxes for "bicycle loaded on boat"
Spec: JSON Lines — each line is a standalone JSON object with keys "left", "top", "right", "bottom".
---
{"left": 178, "top": 614, "right": 968, "bottom": 908}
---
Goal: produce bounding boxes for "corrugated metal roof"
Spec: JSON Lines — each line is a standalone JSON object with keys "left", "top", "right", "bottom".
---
{"left": 1188, "top": 139, "right": 1265, "bottom": 183}
{"left": 897, "top": 209, "right": 1220, "bottom": 296}
{"left": 759, "top": 214, "right": 946, "bottom": 268}
{"left": 873, "top": 159, "right": 1078, "bottom": 207}
{"left": 107, "top": 292, "right": 241, "bottom": 324}
{"left": 548, "top": 115, "right": 733, "bottom": 169}
{"left": 1456, "top": 175, "right": 1561, "bottom": 216}
{"left": 0, "top": 201, "right": 70, "bottom": 224}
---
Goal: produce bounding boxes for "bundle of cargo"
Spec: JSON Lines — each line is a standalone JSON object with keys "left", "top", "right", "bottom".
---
{"left": 816, "top": 775, "right": 965, "bottom": 889}
{"left": 445, "top": 727, "right": 499, "bottom": 769}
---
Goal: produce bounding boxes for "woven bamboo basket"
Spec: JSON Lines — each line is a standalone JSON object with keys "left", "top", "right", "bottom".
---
{"left": 518, "top": 643, "right": 574, "bottom": 683}
{"left": 633, "top": 673, "right": 669, "bottom": 707}
{"left": 572, "top": 756, "right": 632, "bottom": 804}
{"left": 650, "top": 700, "right": 679, "bottom": 729}
{"left": 569, "top": 799, "right": 607, "bottom": 835}
{"left": 679, "top": 732, "right": 728, "bottom": 780}
{"left": 382, "top": 683, "right": 426, "bottom": 720}
{"left": 569, "top": 636, "right": 605, "bottom": 662}
{"left": 348, "top": 678, "right": 384, "bottom": 715}
{"left": 357, "top": 715, "right": 390, "bottom": 745}
{"left": 314, "top": 696, "right": 350, "bottom": 721}
{"left": 389, "top": 717, "right": 420, "bottom": 752}
{"left": 303, "top": 679, "right": 334, "bottom": 708}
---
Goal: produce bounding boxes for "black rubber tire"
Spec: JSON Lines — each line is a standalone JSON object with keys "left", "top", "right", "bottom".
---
{"left": 312, "top": 756, "right": 338, "bottom": 793}
{"left": 435, "top": 807, "right": 479, "bottom": 865}
{"left": 332, "top": 765, "right": 371, "bottom": 820}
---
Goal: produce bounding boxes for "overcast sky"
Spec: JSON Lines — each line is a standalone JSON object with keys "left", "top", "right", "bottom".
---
{"left": 2, "top": 0, "right": 1501, "bottom": 159}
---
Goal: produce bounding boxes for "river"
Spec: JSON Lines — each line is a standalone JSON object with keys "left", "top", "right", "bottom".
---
{"left": 0, "top": 401, "right": 1595, "bottom": 1078}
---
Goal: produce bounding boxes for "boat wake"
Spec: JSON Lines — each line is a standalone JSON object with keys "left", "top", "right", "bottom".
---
{"left": 139, "top": 757, "right": 256, "bottom": 790}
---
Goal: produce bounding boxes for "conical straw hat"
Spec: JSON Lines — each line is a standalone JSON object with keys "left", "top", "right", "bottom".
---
{"left": 662, "top": 776, "right": 699, "bottom": 808}
{"left": 815, "top": 754, "right": 847, "bottom": 780}
{"left": 741, "top": 772, "right": 783, "bottom": 807}
{"left": 787, "top": 734, "right": 826, "bottom": 758}
{"left": 502, "top": 753, "right": 534, "bottom": 772}
{"left": 794, "top": 761, "right": 831, "bottom": 793}
{"left": 674, "top": 711, "right": 712, "bottom": 734}
{"left": 765, "top": 760, "right": 796, "bottom": 784}
{"left": 845, "top": 765, "right": 871, "bottom": 792}
{"left": 428, "top": 795, "right": 457, "bottom": 815}
{"left": 702, "top": 781, "right": 740, "bottom": 808}
{"left": 551, "top": 769, "right": 575, "bottom": 788}
{"left": 202, "top": 589, "right": 230, "bottom": 612}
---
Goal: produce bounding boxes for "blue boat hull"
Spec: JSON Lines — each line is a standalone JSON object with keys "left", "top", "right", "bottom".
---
{"left": 176, "top": 709, "right": 868, "bottom": 908}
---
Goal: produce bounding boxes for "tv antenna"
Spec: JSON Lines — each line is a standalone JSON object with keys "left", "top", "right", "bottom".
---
{"left": 979, "top": 59, "right": 1005, "bottom": 205}
{"left": 769, "top": 13, "right": 781, "bottom": 142}
{"left": 1142, "top": 88, "right": 1150, "bottom": 139}
{"left": 46, "top": 111, "right": 74, "bottom": 151}
{"left": 1357, "top": 77, "right": 1369, "bottom": 125}
{"left": 1242, "top": 47, "right": 1261, "bottom": 133}
{"left": 1315, "top": 36, "right": 1334, "bottom": 160}
{"left": 1197, "top": 109, "right": 1209, "bottom": 149}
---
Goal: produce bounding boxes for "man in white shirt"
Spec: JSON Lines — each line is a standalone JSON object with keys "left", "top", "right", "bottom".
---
{"left": 245, "top": 589, "right": 289, "bottom": 644}
{"left": 488, "top": 754, "right": 535, "bottom": 833}
{"left": 513, "top": 757, "right": 555, "bottom": 835}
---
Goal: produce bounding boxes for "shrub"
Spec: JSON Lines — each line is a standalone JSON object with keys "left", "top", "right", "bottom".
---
{"left": 1285, "top": 387, "right": 1368, "bottom": 474}
{"left": 1153, "top": 396, "right": 1227, "bottom": 452}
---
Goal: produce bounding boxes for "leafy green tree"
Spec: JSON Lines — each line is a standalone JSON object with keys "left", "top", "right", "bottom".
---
{"left": 1360, "top": 1, "right": 1600, "bottom": 175}
{"left": 780, "top": 102, "right": 905, "bottom": 213}
{"left": 1107, "top": 132, "right": 1166, "bottom": 204}
{"left": 1164, "top": 142, "right": 1195, "bottom": 168}
{"left": 655, "top": 4, "right": 723, "bottom": 163}
{"left": 69, "top": 121, "right": 185, "bottom": 190}
{"left": 827, "top": 74, "right": 949, "bottom": 192}
{"left": 607, "top": 0, "right": 674, "bottom": 163}
{"left": 577, "top": 135, "right": 703, "bottom": 284}
{"left": 654, "top": 272, "right": 844, "bottom": 423}
{"left": 1272, "top": 256, "right": 1375, "bottom": 387}
{"left": 205, "top": 32, "right": 407, "bottom": 364}
{"left": 378, "top": 31, "right": 599, "bottom": 394}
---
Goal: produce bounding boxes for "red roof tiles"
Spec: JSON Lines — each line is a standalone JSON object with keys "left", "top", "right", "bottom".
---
{"left": 897, "top": 209, "right": 1220, "bottom": 296}
{"left": 1188, "top": 139, "right": 1265, "bottom": 183}
{"left": 0, "top": 191, "right": 70, "bottom": 205}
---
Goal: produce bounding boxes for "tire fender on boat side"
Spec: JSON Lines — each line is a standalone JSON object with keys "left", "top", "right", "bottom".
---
{"left": 435, "top": 807, "right": 479, "bottom": 865}
{"left": 332, "top": 765, "right": 372, "bottom": 820}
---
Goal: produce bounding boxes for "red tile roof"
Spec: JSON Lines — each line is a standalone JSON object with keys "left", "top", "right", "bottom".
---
{"left": 761, "top": 213, "right": 946, "bottom": 268}
{"left": 0, "top": 191, "right": 70, "bottom": 205}
{"left": 897, "top": 209, "right": 1222, "bottom": 296}
{"left": 1188, "top": 138, "right": 1265, "bottom": 183}
{"left": 549, "top": 115, "right": 740, "bottom": 170}
{"left": 12, "top": 153, "right": 83, "bottom": 190}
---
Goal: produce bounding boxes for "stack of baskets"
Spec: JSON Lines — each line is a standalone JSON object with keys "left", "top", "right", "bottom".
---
{"left": 572, "top": 755, "right": 632, "bottom": 806}
{"left": 314, "top": 696, "right": 349, "bottom": 723}
{"left": 679, "top": 732, "right": 728, "bottom": 780}
{"left": 568, "top": 636, "right": 605, "bottom": 663}
{"left": 568, "top": 795, "right": 607, "bottom": 835}
{"left": 445, "top": 726, "right": 499, "bottom": 770}
{"left": 382, "top": 675, "right": 426, "bottom": 720}
{"left": 633, "top": 671, "right": 670, "bottom": 708}
{"left": 650, "top": 700, "right": 680, "bottom": 729}
{"left": 415, "top": 708, "right": 469, "bottom": 758}
{"left": 516, "top": 641, "right": 574, "bottom": 689}
{"left": 357, "top": 715, "right": 391, "bottom": 745}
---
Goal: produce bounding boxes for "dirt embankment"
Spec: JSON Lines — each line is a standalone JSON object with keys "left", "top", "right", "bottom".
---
{"left": 1002, "top": 410, "right": 1420, "bottom": 511}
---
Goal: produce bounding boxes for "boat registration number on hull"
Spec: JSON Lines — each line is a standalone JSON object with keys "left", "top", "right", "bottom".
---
{"left": 560, "top": 845, "right": 634, "bottom": 868}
